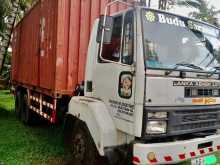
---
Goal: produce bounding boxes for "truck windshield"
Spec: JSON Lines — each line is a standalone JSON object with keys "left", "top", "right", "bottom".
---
{"left": 142, "top": 9, "right": 220, "bottom": 72}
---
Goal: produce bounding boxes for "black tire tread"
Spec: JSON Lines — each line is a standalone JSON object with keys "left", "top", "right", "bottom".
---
{"left": 15, "top": 90, "right": 22, "bottom": 119}
{"left": 64, "top": 116, "right": 105, "bottom": 165}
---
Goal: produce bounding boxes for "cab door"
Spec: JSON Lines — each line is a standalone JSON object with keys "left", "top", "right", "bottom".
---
{"left": 92, "top": 11, "right": 136, "bottom": 135}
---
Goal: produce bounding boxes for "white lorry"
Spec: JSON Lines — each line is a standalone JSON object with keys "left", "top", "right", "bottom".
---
{"left": 11, "top": 0, "right": 220, "bottom": 164}
{"left": 63, "top": 1, "right": 220, "bottom": 165}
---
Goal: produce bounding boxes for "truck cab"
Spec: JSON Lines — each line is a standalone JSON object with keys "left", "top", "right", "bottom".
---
{"left": 67, "top": 4, "right": 220, "bottom": 165}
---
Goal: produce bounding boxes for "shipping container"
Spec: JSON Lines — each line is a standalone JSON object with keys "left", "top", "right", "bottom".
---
{"left": 12, "top": 0, "right": 128, "bottom": 97}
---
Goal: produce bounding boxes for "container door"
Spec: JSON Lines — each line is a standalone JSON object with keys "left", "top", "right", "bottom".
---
{"left": 92, "top": 11, "right": 136, "bottom": 135}
{"left": 39, "top": 0, "right": 56, "bottom": 90}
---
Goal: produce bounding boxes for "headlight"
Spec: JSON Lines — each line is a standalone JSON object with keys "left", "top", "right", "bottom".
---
{"left": 146, "top": 121, "right": 167, "bottom": 134}
{"left": 148, "top": 112, "right": 167, "bottom": 119}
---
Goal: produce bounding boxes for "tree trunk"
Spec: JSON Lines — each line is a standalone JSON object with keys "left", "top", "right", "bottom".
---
{"left": 0, "top": 0, "right": 19, "bottom": 74}
{"left": 0, "top": 52, "right": 4, "bottom": 74}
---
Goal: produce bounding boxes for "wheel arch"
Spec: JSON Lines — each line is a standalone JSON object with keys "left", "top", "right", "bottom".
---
{"left": 67, "top": 96, "right": 117, "bottom": 156}
{"left": 15, "top": 86, "right": 27, "bottom": 95}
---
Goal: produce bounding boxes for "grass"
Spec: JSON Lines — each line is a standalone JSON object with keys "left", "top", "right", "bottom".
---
{"left": 0, "top": 90, "right": 220, "bottom": 165}
{"left": 0, "top": 90, "right": 67, "bottom": 165}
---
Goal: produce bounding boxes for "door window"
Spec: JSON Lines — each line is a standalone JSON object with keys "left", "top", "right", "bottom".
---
{"left": 100, "top": 16, "right": 123, "bottom": 62}
{"left": 122, "top": 11, "right": 134, "bottom": 65}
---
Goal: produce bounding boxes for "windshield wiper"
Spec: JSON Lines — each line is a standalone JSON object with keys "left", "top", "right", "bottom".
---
{"left": 165, "top": 62, "right": 203, "bottom": 76}
{"left": 199, "top": 52, "right": 211, "bottom": 65}
{"left": 208, "top": 66, "right": 220, "bottom": 77}
{"left": 206, "top": 50, "right": 218, "bottom": 67}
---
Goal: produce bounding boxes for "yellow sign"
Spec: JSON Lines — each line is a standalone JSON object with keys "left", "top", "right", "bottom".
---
{"left": 145, "top": 11, "right": 156, "bottom": 23}
{"left": 192, "top": 98, "right": 216, "bottom": 105}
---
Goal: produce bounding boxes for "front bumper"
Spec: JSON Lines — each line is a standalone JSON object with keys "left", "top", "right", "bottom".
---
{"left": 133, "top": 134, "right": 220, "bottom": 165}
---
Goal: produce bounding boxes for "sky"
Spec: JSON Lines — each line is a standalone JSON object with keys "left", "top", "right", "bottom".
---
{"left": 147, "top": 0, "right": 220, "bottom": 18}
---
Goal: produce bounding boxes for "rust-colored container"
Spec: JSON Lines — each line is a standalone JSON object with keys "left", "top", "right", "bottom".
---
{"left": 12, "top": 0, "right": 127, "bottom": 97}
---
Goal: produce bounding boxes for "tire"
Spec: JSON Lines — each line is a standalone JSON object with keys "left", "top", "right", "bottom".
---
{"left": 20, "top": 93, "right": 32, "bottom": 125}
{"left": 64, "top": 117, "right": 104, "bottom": 165}
{"left": 15, "top": 91, "right": 22, "bottom": 119}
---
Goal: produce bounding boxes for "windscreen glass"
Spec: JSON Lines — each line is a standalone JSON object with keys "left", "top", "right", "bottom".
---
{"left": 142, "top": 9, "right": 220, "bottom": 71}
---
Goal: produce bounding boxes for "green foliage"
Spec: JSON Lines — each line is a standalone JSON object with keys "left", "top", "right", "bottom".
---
{"left": 0, "top": 0, "right": 36, "bottom": 78}
{"left": 17, "top": 0, "right": 37, "bottom": 20}
{"left": 19, "top": 0, "right": 33, "bottom": 11}
{"left": 176, "top": 0, "right": 220, "bottom": 27}
{"left": 0, "top": 90, "right": 68, "bottom": 164}
{"left": 1, "top": 54, "right": 11, "bottom": 83}
{"left": 0, "top": 90, "right": 14, "bottom": 110}
{"left": 0, "top": 0, "right": 11, "bottom": 33}
{"left": 0, "top": 90, "right": 220, "bottom": 164}
{"left": 0, "top": 0, "right": 36, "bottom": 35}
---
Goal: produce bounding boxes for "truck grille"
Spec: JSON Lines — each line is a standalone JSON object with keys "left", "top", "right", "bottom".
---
{"left": 185, "top": 88, "right": 220, "bottom": 97}
{"left": 170, "top": 109, "right": 220, "bottom": 135}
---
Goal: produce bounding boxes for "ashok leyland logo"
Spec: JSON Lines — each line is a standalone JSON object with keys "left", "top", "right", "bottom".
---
{"left": 145, "top": 11, "right": 156, "bottom": 22}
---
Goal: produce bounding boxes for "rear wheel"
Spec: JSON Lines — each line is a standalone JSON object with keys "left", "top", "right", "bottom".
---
{"left": 15, "top": 91, "right": 22, "bottom": 119}
{"left": 20, "top": 93, "right": 33, "bottom": 125}
{"left": 64, "top": 117, "right": 104, "bottom": 165}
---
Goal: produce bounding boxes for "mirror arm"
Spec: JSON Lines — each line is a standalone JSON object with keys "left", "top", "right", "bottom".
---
{"left": 131, "top": 62, "right": 136, "bottom": 76}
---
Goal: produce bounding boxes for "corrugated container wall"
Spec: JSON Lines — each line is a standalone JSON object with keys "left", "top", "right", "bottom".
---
{"left": 12, "top": 0, "right": 128, "bottom": 97}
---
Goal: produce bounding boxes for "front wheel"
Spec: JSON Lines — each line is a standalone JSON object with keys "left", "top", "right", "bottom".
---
{"left": 64, "top": 118, "right": 104, "bottom": 165}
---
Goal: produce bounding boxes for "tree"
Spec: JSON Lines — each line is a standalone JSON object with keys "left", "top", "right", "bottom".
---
{"left": 0, "top": 0, "right": 36, "bottom": 80}
{"left": 0, "top": 0, "right": 36, "bottom": 39}
{"left": 176, "top": 0, "right": 220, "bottom": 27}
{"left": 17, "top": 0, "right": 37, "bottom": 20}
{"left": 0, "top": 0, "right": 11, "bottom": 35}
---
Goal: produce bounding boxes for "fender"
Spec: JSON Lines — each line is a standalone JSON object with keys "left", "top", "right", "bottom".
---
{"left": 68, "top": 96, "right": 117, "bottom": 156}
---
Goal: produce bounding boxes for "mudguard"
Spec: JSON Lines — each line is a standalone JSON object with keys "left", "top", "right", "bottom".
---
{"left": 67, "top": 96, "right": 117, "bottom": 156}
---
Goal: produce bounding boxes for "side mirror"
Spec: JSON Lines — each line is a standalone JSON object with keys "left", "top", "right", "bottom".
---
{"left": 96, "top": 15, "right": 113, "bottom": 43}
